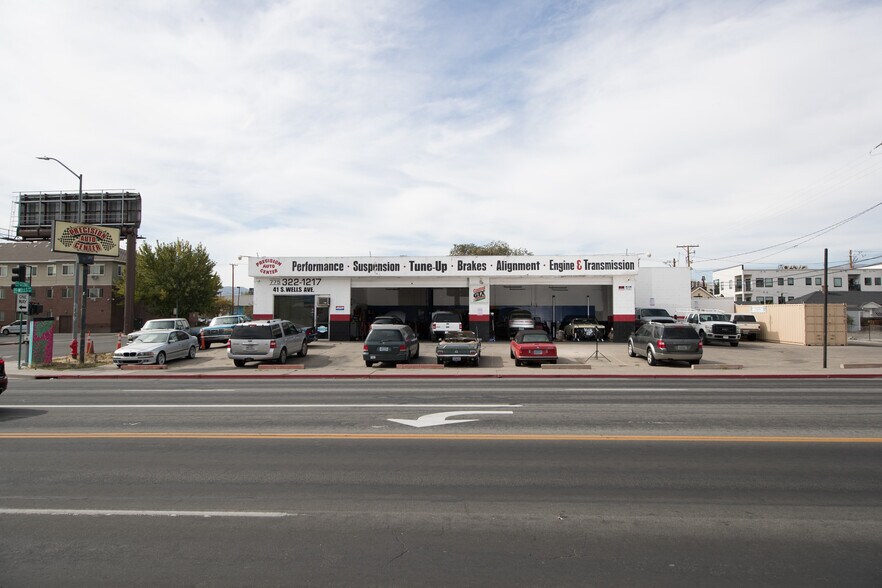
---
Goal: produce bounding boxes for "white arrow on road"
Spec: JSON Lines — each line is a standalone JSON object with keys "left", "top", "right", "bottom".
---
{"left": 388, "top": 410, "right": 513, "bottom": 428}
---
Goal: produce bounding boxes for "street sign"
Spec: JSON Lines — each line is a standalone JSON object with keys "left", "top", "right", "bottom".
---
{"left": 12, "top": 282, "right": 32, "bottom": 294}
{"left": 16, "top": 293, "right": 28, "bottom": 313}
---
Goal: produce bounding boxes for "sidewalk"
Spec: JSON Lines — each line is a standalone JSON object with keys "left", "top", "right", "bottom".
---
{"left": 7, "top": 338, "right": 882, "bottom": 380}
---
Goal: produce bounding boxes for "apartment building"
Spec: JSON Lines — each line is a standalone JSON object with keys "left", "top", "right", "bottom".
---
{"left": 0, "top": 241, "right": 126, "bottom": 332}
{"left": 714, "top": 264, "right": 882, "bottom": 304}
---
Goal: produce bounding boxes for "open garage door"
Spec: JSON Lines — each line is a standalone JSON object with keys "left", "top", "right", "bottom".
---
{"left": 490, "top": 284, "right": 613, "bottom": 340}
{"left": 351, "top": 287, "right": 468, "bottom": 339}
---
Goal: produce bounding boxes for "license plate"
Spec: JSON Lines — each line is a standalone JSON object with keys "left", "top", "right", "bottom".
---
{"left": 676, "top": 345, "right": 689, "bottom": 350}
{"left": 533, "top": 349, "right": 543, "bottom": 355}
{"left": 377, "top": 346, "right": 390, "bottom": 352}
{"left": 452, "top": 356, "right": 461, "bottom": 362}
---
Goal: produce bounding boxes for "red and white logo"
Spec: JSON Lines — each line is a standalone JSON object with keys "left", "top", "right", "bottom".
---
{"left": 256, "top": 258, "right": 281, "bottom": 275}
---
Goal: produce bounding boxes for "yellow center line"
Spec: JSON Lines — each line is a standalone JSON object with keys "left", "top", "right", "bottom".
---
{"left": 0, "top": 432, "right": 881, "bottom": 443}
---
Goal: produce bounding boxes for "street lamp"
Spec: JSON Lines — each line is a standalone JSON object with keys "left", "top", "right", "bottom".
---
{"left": 36, "top": 156, "right": 83, "bottom": 346}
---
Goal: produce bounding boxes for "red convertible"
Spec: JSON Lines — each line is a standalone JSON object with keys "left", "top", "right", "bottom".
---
{"left": 510, "top": 329, "right": 558, "bottom": 366}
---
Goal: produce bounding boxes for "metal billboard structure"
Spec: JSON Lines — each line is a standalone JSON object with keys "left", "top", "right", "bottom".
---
{"left": 14, "top": 191, "right": 142, "bottom": 335}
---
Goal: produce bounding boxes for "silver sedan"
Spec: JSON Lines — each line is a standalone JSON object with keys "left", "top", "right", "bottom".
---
{"left": 113, "top": 329, "right": 198, "bottom": 367}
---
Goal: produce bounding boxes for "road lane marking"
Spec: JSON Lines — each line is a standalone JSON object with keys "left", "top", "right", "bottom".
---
{"left": 0, "top": 404, "right": 524, "bottom": 409}
{"left": 0, "top": 508, "right": 290, "bottom": 518}
{"left": 1, "top": 433, "right": 881, "bottom": 443}
{"left": 388, "top": 411, "right": 514, "bottom": 428}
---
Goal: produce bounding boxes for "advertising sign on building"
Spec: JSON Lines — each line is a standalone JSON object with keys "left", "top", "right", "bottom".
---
{"left": 51, "top": 221, "right": 121, "bottom": 258}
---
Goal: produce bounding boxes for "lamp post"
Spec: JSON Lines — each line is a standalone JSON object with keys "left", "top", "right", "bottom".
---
{"left": 36, "top": 156, "right": 83, "bottom": 345}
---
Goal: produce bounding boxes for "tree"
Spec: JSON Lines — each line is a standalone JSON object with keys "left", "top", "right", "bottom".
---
{"left": 116, "top": 239, "right": 222, "bottom": 318}
{"left": 449, "top": 241, "right": 532, "bottom": 256}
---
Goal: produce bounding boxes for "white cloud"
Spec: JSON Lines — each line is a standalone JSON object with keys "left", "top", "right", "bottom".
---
{"left": 2, "top": 0, "right": 880, "bottom": 288}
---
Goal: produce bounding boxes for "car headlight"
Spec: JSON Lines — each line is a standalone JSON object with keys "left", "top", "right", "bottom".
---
{"left": 137, "top": 351, "right": 155, "bottom": 358}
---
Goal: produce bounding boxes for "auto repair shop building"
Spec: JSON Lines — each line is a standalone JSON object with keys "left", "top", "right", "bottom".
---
{"left": 244, "top": 254, "right": 689, "bottom": 343}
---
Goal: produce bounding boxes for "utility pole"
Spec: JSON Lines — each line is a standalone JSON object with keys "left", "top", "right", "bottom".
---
{"left": 676, "top": 244, "right": 699, "bottom": 268}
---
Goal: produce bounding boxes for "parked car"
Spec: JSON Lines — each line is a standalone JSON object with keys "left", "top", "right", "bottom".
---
{"left": 370, "top": 315, "right": 405, "bottom": 328}
{"left": 294, "top": 324, "right": 318, "bottom": 343}
{"left": 363, "top": 324, "right": 420, "bottom": 367}
{"left": 684, "top": 310, "right": 740, "bottom": 346}
{"left": 730, "top": 313, "right": 761, "bottom": 341}
{"left": 435, "top": 330, "right": 481, "bottom": 366}
{"left": 507, "top": 309, "right": 535, "bottom": 338}
{"left": 0, "top": 358, "right": 7, "bottom": 394}
{"left": 127, "top": 317, "right": 193, "bottom": 343}
{"left": 430, "top": 311, "right": 463, "bottom": 341}
{"left": 628, "top": 323, "right": 703, "bottom": 366}
{"left": 113, "top": 329, "right": 198, "bottom": 367}
{"left": 198, "top": 314, "right": 250, "bottom": 348}
{"left": 510, "top": 329, "right": 558, "bottom": 366}
{"left": 227, "top": 319, "right": 308, "bottom": 367}
{"left": 562, "top": 317, "right": 606, "bottom": 341}
{"left": 634, "top": 307, "right": 677, "bottom": 330}
{"left": 1, "top": 319, "right": 27, "bottom": 335}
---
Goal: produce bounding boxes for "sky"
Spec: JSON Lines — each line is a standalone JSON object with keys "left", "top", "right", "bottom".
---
{"left": 2, "top": 0, "right": 881, "bottom": 288}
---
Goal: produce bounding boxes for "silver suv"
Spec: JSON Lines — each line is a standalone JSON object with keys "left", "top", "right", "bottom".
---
{"left": 227, "top": 319, "right": 308, "bottom": 367}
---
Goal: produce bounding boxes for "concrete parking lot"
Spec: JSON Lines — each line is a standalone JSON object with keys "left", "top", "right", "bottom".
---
{"left": 4, "top": 333, "right": 881, "bottom": 378}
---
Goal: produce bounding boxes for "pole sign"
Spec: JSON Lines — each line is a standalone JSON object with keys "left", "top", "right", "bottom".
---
{"left": 51, "top": 221, "right": 120, "bottom": 257}
{"left": 12, "top": 282, "right": 32, "bottom": 294}
{"left": 16, "top": 293, "right": 28, "bottom": 313}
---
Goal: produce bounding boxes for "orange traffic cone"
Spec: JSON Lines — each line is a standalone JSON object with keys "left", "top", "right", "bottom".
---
{"left": 86, "top": 331, "right": 95, "bottom": 355}
{"left": 116, "top": 333, "right": 123, "bottom": 349}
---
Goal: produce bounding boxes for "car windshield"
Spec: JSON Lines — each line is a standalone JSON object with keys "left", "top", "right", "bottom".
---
{"left": 210, "top": 316, "right": 240, "bottom": 326}
{"left": 366, "top": 329, "right": 404, "bottom": 342}
{"left": 231, "top": 325, "right": 273, "bottom": 339}
{"left": 734, "top": 315, "right": 757, "bottom": 322}
{"left": 641, "top": 309, "right": 671, "bottom": 317}
{"left": 373, "top": 317, "right": 399, "bottom": 324}
{"left": 142, "top": 320, "right": 177, "bottom": 330}
{"left": 572, "top": 318, "right": 598, "bottom": 326}
{"left": 510, "top": 311, "right": 532, "bottom": 320}
{"left": 443, "top": 332, "right": 476, "bottom": 342}
{"left": 135, "top": 332, "right": 168, "bottom": 344}
{"left": 522, "top": 333, "right": 550, "bottom": 343}
{"left": 700, "top": 313, "right": 729, "bottom": 322}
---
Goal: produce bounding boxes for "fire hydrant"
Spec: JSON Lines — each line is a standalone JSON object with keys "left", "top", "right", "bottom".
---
{"left": 70, "top": 338, "right": 78, "bottom": 360}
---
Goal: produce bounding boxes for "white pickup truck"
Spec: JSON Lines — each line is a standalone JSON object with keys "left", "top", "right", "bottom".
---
{"left": 684, "top": 310, "right": 741, "bottom": 346}
{"left": 430, "top": 311, "right": 463, "bottom": 341}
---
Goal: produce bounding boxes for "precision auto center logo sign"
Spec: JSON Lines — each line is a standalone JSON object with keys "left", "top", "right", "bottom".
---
{"left": 51, "top": 221, "right": 120, "bottom": 257}
{"left": 256, "top": 258, "right": 282, "bottom": 274}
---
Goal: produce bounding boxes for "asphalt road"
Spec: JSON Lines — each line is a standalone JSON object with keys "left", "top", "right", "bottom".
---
{"left": 1, "top": 378, "right": 881, "bottom": 586}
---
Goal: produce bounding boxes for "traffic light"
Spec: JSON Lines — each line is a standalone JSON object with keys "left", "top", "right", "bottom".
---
{"left": 28, "top": 302, "right": 43, "bottom": 315}
{"left": 11, "top": 264, "right": 26, "bottom": 286}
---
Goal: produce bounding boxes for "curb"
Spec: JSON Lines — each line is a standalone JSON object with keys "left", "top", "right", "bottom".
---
{"left": 29, "top": 372, "right": 882, "bottom": 380}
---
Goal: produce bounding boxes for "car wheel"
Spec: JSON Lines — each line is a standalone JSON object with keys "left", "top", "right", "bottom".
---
{"left": 1, "top": 329, "right": 8, "bottom": 335}
{"left": 298, "top": 341, "right": 308, "bottom": 357}
{"left": 413, "top": 343, "right": 419, "bottom": 359}
{"left": 689, "top": 359, "right": 700, "bottom": 365}
{"left": 646, "top": 348, "right": 657, "bottom": 366}
{"left": 203, "top": 342, "right": 211, "bottom": 349}
{"left": 730, "top": 341, "right": 739, "bottom": 347}
{"left": 278, "top": 348, "right": 288, "bottom": 364}
{"left": 188, "top": 346, "right": 197, "bottom": 359}
{"left": 699, "top": 331, "right": 707, "bottom": 344}
{"left": 233, "top": 359, "right": 246, "bottom": 368}
{"left": 510, "top": 349, "right": 515, "bottom": 359}
{"left": 627, "top": 341, "right": 636, "bottom": 357}
{"left": 365, "top": 361, "right": 374, "bottom": 367}
{"left": 550, "top": 359, "right": 557, "bottom": 364}
{"left": 514, "top": 358, "right": 521, "bottom": 366}
{"left": 156, "top": 352, "right": 166, "bottom": 366}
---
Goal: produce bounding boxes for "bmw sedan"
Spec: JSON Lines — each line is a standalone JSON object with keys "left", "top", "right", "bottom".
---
{"left": 113, "top": 329, "right": 198, "bottom": 367}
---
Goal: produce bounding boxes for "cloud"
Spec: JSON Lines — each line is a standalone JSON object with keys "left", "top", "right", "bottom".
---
{"left": 2, "top": 0, "right": 880, "bottom": 288}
